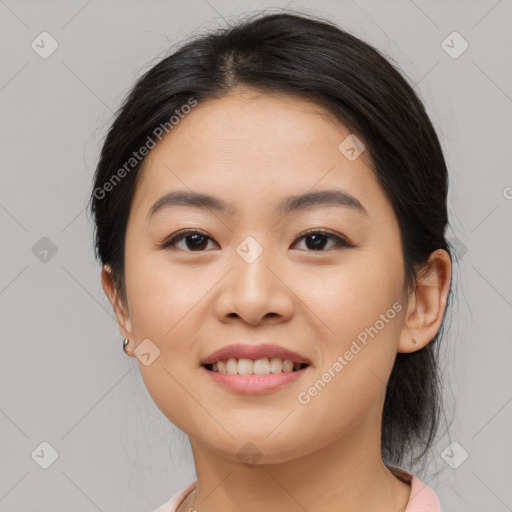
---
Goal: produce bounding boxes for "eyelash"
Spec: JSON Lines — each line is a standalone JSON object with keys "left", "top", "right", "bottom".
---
{"left": 160, "top": 228, "right": 353, "bottom": 252}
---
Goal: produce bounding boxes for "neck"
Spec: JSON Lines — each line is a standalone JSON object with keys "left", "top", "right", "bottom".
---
{"left": 179, "top": 413, "right": 411, "bottom": 512}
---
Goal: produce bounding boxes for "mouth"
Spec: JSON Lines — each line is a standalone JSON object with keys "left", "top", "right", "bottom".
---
{"left": 202, "top": 358, "right": 310, "bottom": 375}
{"left": 201, "top": 343, "right": 312, "bottom": 373}
{"left": 200, "top": 343, "right": 312, "bottom": 394}
{"left": 200, "top": 359, "right": 310, "bottom": 394}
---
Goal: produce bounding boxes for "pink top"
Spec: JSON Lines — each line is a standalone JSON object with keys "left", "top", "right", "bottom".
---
{"left": 153, "top": 466, "right": 441, "bottom": 512}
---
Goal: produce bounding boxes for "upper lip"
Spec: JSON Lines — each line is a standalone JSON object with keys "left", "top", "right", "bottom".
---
{"left": 201, "top": 343, "right": 312, "bottom": 365}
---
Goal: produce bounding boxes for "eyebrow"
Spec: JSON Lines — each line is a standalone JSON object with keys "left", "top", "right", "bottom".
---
{"left": 146, "top": 189, "right": 368, "bottom": 221}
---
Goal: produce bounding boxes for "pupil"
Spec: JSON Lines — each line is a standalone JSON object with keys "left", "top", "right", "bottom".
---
{"left": 307, "top": 234, "right": 327, "bottom": 250}
{"left": 188, "top": 234, "right": 207, "bottom": 250}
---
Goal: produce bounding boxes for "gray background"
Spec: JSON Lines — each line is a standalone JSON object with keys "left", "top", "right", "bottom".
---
{"left": 1, "top": 0, "right": 511, "bottom": 510}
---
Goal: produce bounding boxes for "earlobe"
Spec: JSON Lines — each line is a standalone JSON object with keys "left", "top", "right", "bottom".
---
{"left": 122, "top": 338, "right": 134, "bottom": 357}
{"left": 398, "top": 249, "right": 452, "bottom": 354}
{"left": 101, "top": 265, "right": 133, "bottom": 341}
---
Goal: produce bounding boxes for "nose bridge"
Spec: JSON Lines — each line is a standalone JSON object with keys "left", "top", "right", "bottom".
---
{"left": 233, "top": 234, "right": 275, "bottom": 289}
{"left": 220, "top": 234, "right": 291, "bottom": 322}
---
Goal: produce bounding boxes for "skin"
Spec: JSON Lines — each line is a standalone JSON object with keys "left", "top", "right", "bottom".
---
{"left": 102, "top": 88, "right": 452, "bottom": 512}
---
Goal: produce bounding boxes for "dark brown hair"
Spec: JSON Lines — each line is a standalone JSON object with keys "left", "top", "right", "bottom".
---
{"left": 89, "top": 11, "right": 453, "bottom": 470}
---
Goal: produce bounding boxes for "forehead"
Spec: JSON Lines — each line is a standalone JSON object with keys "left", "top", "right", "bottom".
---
{"left": 130, "top": 90, "right": 388, "bottom": 222}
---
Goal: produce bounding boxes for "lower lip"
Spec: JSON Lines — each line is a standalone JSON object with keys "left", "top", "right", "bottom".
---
{"left": 200, "top": 365, "right": 309, "bottom": 394}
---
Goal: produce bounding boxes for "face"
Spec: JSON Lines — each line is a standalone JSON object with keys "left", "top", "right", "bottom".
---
{"left": 112, "top": 89, "right": 413, "bottom": 463}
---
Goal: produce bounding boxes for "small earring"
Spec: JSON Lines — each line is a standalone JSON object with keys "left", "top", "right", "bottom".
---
{"left": 123, "top": 338, "right": 130, "bottom": 354}
{"left": 412, "top": 338, "right": 418, "bottom": 345}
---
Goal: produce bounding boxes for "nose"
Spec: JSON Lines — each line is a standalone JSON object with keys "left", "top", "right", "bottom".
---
{"left": 214, "top": 239, "right": 294, "bottom": 325}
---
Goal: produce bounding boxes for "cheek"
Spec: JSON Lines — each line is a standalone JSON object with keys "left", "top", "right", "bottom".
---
{"left": 301, "top": 253, "right": 404, "bottom": 403}
{"left": 124, "top": 248, "right": 205, "bottom": 337}
{"left": 302, "top": 255, "right": 403, "bottom": 335}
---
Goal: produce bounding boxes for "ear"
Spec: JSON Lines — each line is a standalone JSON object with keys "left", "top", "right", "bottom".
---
{"left": 398, "top": 249, "right": 452, "bottom": 353}
{"left": 101, "top": 265, "right": 134, "bottom": 356}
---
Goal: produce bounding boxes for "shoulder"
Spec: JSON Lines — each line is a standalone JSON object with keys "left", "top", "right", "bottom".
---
{"left": 406, "top": 474, "right": 442, "bottom": 512}
{"left": 152, "top": 481, "right": 197, "bottom": 512}
{"left": 151, "top": 473, "right": 441, "bottom": 512}
{"left": 388, "top": 465, "right": 441, "bottom": 512}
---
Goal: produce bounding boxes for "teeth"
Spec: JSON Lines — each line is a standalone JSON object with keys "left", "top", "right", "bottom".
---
{"left": 269, "top": 357, "right": 282, "bottom": 373}
{"left": 226, "top": 358, "right": 238, "bottom": 375}
{"left": 282, "top": 359, "right": 293, "bottom": 372}
{"left": 254, "top": 358, "right": 270, "bottom": 375}
{"left": 237, "top": 358, "right": 253, "bottom": 375}
{"left": 209, "top": 357, "right": 305, "bottom": 374}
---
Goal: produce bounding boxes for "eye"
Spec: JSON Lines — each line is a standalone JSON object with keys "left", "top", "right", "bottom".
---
{"left": 291, "top": 229, "right": 353, "bottom": 251}
{"left": 160, "top": 228, "right": 353, "bottom": 252}
{"left": 161, "top": 230, "right": 218, "bottom": 252}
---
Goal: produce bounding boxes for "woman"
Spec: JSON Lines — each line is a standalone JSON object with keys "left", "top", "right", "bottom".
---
{"left": 89, "top": 11, "right": 452, "bottom": 512}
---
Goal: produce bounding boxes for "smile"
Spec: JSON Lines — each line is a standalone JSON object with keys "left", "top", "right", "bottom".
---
{"left": 201, "top": 359, "right": 310, "bottom": 394}
{"left": 203, "top": 357, "right": 309, "bottom": 375}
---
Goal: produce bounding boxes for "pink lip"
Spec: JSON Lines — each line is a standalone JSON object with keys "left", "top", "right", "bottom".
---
{"left": 201, "top": 343, "right": 312, "bottom": 366}
{"left": 200, "top": 364, "right": 310, "bottom": 394}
